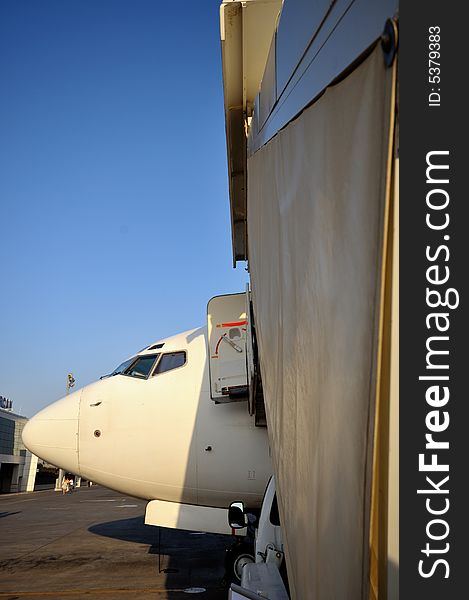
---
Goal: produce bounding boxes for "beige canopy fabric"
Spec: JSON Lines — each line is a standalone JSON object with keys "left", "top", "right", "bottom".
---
{"left": 247, "top": 44, "right": 394, "bottom": 599}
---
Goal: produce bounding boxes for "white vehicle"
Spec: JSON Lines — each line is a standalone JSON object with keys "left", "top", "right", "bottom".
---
{"left": 228, "top": 477, "right": 288, "bottom": 596}
{"left": 22, "top": 294, "right": 272, "bottom": 534}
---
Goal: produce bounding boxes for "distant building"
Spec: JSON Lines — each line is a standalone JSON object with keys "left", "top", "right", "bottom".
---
{"left": 0, "top": 396, "right": 13, "bottom": 410}
{"left": 0, "top": 406, "right": 37, "bottom": 493}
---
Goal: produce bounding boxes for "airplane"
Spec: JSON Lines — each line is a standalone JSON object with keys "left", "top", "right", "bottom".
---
{"left": 22, "top": 303, "right": 272, "bottom": 535}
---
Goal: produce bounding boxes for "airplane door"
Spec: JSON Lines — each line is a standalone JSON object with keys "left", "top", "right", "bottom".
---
{"left": 202, "top": 294, "right": 271, "bottom": 507}
{"left": 207, "top": 293, "right": 248, "bottom": 402}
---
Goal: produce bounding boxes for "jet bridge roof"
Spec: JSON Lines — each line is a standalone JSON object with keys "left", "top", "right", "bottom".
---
{"left": 220, "top": 0, "right": 282, "bottom": 265}
{"left": 221, "top": 0, "right": 398, "bottom": 265}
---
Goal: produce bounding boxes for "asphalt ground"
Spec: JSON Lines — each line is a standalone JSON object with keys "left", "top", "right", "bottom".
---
{"left": 0, "top": 486, "right": 233, "bottom": 599}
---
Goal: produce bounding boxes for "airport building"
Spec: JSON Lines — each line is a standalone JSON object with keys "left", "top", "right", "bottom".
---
{"left": 0, "top": 402, "right": 37, "bottom": 493}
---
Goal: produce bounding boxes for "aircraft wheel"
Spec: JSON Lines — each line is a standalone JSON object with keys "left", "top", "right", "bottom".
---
{"left": 223, "top": 540, "right": 255, "bottom": 585}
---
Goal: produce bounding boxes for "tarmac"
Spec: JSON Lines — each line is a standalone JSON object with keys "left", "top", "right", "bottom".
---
{"left": 0, "top": 485, "right": 233, "bottom": 599}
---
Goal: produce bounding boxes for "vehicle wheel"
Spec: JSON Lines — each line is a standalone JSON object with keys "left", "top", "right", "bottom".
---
{"left": 223, "top": 540, "right": 255, "bottom": 585}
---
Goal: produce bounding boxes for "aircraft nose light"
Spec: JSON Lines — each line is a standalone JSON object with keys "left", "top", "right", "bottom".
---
{"left": 22, "top": 391, "right": 81, "bottom": 475}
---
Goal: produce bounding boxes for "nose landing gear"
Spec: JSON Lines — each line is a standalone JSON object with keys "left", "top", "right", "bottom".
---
{"left": 222, "top": 539, "right": 255, "bottom": 587}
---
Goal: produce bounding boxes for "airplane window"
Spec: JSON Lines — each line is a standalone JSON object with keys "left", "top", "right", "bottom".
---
{"left": 110, "top": 357, "right": 136, "bottom": 376}
{"left": 153, "top": 351, "right": 186, "bottom": 375}
{"left": 124, "top": 354, "right": 160, "bottom": 379}
{"left": 147, "top": 343, "right": 165, "bottom": 350}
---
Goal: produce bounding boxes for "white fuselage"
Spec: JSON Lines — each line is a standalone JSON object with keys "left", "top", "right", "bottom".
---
{"left": 22, "top": 327, "right": 271, "bottom": 509}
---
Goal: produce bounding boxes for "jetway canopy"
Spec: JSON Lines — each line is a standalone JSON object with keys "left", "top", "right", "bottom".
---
{"left": 220, "top": 0, "right": 282, "bottom": 264}
{"left": 221, "top": 0, "right": 398, "bottom": 265}
{"left": 248, "top": 45, "right": 397, "bottom": 598}
{"left": 220, "top": 1, "right": 399, "bottom": 599}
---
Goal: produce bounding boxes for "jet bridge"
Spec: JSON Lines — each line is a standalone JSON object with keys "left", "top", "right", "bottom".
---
{"left": 220, "top": 1, "right": 399, "bottom": 599}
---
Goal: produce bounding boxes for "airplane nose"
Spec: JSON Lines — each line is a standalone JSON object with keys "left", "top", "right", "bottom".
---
{"left": 22, "top": 390, "right": 81, "bottom": 474}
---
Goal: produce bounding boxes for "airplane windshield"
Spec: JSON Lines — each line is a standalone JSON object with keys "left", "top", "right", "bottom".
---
{"left": 125, "top": 354, "right": 159, "bottom": 379}
{"left": 109, "top": 354, "right": 160, "bottom": 379}
{"left": 110, "top": 357, "right": 136, "bottom": 376}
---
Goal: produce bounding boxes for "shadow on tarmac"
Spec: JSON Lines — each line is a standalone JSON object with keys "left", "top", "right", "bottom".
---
{"left": 89, "top": 515, "right": 154, "bottom": 544}
{"left": 0, "top": 511, "right": 21, "bottom": 519}
{"left": 89, "top": 515, "right": 232, "bottom": 598}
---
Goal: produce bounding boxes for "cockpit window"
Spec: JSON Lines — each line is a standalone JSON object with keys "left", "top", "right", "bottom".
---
{"left": 153, "top": 351, "right": 186, "bottom": 375}
{"left": 110, "top": 357, "right": 136, "bottom": 376}
{"left": 110, "top": 354, "right": 160, "bottom": 379}
{"left": 125, "top": 354, "right": 160, "bottom": 379}
{"left": 147, "top": 343, "right": 165, "bottom": 350}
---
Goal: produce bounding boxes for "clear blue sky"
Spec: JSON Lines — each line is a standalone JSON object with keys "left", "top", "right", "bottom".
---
{"left": 0, "top": 0, "right": 248, "bottom": 417}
